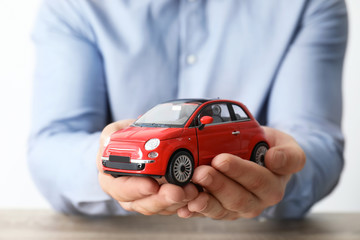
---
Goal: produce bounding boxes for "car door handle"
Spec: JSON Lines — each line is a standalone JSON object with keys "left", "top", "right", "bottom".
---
{"left": 232, "top": 131, "right": 240, "bottom": 135}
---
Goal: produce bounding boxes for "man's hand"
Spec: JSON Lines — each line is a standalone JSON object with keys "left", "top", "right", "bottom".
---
{"left": 177, "top": 127, "right": 306, "bottom": 220}
{"left": 96, "top": 120, "right": 199, "bottom": 216}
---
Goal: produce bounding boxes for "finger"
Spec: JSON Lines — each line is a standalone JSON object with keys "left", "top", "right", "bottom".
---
{"left": 96, "top": 149, "right": 104, "bottom": 171}
{"left": 119, "top": 201, "right": 134, "bottom": 212}
{"left": 262, "top": 127, "right": 306, "bottom": 175}
{"left": 99, "top": 119, "right": 136, "bottom": 146}
{"left": 265, "top": 147, "right": 305, "bottom": 175}
{"left": 177, "top": 206, "right": 204, "bottom": 218}
{"left": 211, "top": 154, "right": 284, "bottom": 206}
{"left": 187, "top": 192, "right": 240, "bottom": 220}
{"left": 130, "top": 183, "right": 186, "bottom": 215}
{"left": 98, "top": 174, "right": 159, "bottom": 202}
{"left": 177, "top": 206, "right": 193, "bottom": 218}
{"left": 158, "top": 210, "right": 176, "bottom": 216}
{"left": 120, "top": 202, "right": 178, "bottom": 216}
{"left": 192, "top": 165, "right": 263, "bottom": 214}
{"left": 164, "top": 183, "right": 199, "bottom": 212}
{"left": 183, "top": 183, "right": 200, "bottom": 201}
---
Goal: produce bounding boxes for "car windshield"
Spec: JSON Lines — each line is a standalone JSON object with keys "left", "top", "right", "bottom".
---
{"left": 134, "top": 102, "right": 200, "bottom": 127}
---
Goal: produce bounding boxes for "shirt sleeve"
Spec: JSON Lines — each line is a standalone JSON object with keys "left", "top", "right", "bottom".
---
{"left": 262, "top": 0, "right": 348, "bottom": 218}
{"left": 28, "top": 0, "right": 127, "bottom": 215}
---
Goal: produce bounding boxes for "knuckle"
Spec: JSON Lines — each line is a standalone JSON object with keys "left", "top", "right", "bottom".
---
{"left": 248, "top": 175, "right": 265, "bottom": 192}
{"left": 211, "top": 210, "right": 228, "bottom": 220}
{"left": 197, "top": 193, "right": 211, "bottom": 213}
{"left": 133, "top": 204, "right": 156, "bottom": 216}
{"left": 112, "top": 192, "right": 128, "bottom": 202}
{"left": 227, "top": 199, "right": 244, "bottom": 212}
{"left": 211, "top": 179, "right": 225, "bottom": 194}
{"left": 226, "top": 194, "right": 258, "bottom": 213}
{"left": 108, "top": 189, "right": 128, "bottom": 203}
{"left": 136, "top": 180, "right": 159, "bottom": 197}
{"left": 227, "top": 196, "right": 250, "bottom": 212}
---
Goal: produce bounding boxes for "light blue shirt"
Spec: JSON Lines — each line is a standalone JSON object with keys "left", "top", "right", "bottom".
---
{"left": 29, "top": 0, "right": 347, "bottom": 218}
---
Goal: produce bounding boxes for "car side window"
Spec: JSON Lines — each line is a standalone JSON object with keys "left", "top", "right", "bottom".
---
{"left": 197, "top": 103, "right": 231, "bottom": 125}
{"left": 232, "top": 104, "right": 250, "bottom": 121}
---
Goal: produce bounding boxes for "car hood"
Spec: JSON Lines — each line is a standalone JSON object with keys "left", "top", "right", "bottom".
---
{"left": 111, "top": 126, "right": 184, "bottom": 142}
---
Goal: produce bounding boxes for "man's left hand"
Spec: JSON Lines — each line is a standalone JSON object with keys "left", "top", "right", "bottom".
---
{"left": 177, "top": 127, "right": 306, "bottom": 220}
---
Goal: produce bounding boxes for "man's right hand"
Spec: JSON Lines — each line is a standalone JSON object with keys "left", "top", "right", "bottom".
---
{"left": 96, "top": 120, "right": 199, "bottom": 215}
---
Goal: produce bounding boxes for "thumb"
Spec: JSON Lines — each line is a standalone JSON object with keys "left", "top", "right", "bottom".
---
{"left": 265, "top": 145, "right": 306, "bottom": 176}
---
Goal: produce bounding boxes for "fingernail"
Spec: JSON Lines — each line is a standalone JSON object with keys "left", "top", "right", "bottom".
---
{"left": 273, "top": 151, "right": 286, "bottom": 170}
{"left": 197, "top": 173, "right": 213, "bottom": 186}
{"left": 217, "top": 160, "right": 230, "bottom": 172}
{"left": 178, "top": 207, "right": 194, "bottom": 218}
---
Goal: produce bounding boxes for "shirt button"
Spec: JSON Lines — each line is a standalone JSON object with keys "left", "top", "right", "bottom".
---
{"left": 186, "top": 54, "right": 197, "bottom": 65}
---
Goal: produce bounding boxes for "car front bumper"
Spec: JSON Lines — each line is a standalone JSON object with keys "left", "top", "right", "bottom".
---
{"left": 102, "top": 156, "right": 157, "bottom": 174}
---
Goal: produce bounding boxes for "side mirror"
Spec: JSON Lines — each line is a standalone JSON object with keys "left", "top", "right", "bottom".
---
{"left": 199, "top": 116, "right": 213, "bottom": 130}
{"left": 200, "top": 116, "right": 213, "bottom": 125}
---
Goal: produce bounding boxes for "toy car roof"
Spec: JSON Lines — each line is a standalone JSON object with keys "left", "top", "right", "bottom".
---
{"left": 163, "top": 98, "right": 213, "bottom": 104}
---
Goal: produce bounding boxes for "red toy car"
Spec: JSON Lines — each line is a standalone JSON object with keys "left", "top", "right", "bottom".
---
{"left": 102, "top": 99, "right": 269, "bottom": 186}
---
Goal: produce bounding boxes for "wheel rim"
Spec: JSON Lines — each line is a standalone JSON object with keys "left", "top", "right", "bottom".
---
{"left": 173, "top": 154, "right": 192, "bottom": 183}
{"left": 255, "top": 145, "right": 268, "bottom": 166}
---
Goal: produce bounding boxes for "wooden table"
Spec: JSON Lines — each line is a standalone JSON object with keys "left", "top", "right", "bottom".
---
{"left": 0, "top": 210, "right": 359, "bottom": 240}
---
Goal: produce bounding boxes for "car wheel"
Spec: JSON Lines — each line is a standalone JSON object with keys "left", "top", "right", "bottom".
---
{"left": 165, "top": 151, "right": 194, "bottom": 186}
{"left": 251, "top": 142, "right": 269, "bottom": 166}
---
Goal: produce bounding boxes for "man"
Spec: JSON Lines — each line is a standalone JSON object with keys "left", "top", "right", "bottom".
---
{"left": 29, "top": 0, "right": 347, "bottom": 219}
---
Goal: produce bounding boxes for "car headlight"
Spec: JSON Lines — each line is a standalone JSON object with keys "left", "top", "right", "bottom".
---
{"left": 145, "top": 138, "right": 160, "bottom": 151}
{"left": 104, "top": 136, "right": 111, "bottom": 147}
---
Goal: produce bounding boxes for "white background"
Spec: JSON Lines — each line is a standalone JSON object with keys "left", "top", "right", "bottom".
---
{"left": 0, "top": 1, "right": 359, "bottom": 212}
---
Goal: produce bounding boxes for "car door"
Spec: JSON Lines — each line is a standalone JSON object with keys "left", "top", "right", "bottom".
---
{"left": 195, "top": 103, "right": 242, "bottom": 166}
{"left": 229, "top": 103, "right": 254, "bottom": 159}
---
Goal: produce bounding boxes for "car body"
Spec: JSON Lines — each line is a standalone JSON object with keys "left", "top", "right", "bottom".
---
{"left": 102, "top": 99, "right": 269, "bottom": 186}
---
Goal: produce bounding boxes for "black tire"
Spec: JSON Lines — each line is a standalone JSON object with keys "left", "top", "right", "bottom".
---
{"left": 250, "top": 142, "right": 269, "bottom": 167}
{"left": 165, "top": 151, "right": 194, "bottom": 186}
